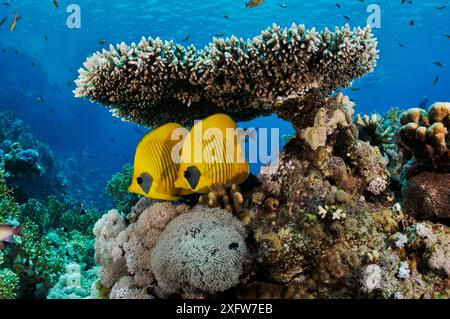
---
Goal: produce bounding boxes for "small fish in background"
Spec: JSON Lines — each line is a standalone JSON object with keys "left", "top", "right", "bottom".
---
{"left": 409, "top": 20, "right": 414, "bottom": 27}
{"left": 418, "top": 96, "right": 429, "bottom": 109}
{"left": 0, "top": 224, "right": 25, "bottom": 249}
{"left": 279, "top": 3, "right": 288, "bottom": 8}
{"left": 98, "top": 39, "right": 106, "bottom": 45}
{"left": 432, "top": 76, "right": 439, "bottom": 85}
{"left": 66, "top": 81, "right": 72, "bottom": 86}
{"left": 343, "top": 15, "right": 350, "bottom": 21}
{"left": 53, "top": 0, "right": 59, "bottom": 8}
{"left": 1, "top": 49, "right": 6, "bottom": 53}
{"left": 445, "top": 34, "right": 450, "bottom": 39}
{"left": 350, "top": 87, "right": 361, "bottom": 91}
{"left": 336, "top": 3, "right": 341, "bottom": 8}
{"left": 44, "top": 35, "right": 48, "bottom": 43}
{"left": 0, "top": 17, "right": 6, "bottom": 27}
{"left": 432, "top": 61, "right": 444, "bottom": 67}
{"left": 133, "top": 127, "right": 144, "bottom": 134}
{"left": 9, "top": 14, "right": 18, "bottom": 32}
{"left": 398, "top": 43, "right": 405, "bottom": 48}
{"left": 36, "top": 96, "right": 44, "bottom": 102}
{"left": 109, "top": 137, "right": 117, "bottom": 144}
{"left": 31, "top": 61, "right": 35, "bottom": 67}
{"left": 182, "top": 34, "right": 190, "bottom": 42}
{"left": 14, "top": 49, "right": 18, "bottom": 54}
{"left": 4, "top": 2, "right": 10, "bottom": 6}
{"left": 245, "top": 0, "right": 264, "bottom": 8}
{"left": 436, "top": 5, "right": 446, "bottom": 10}
{"left": 401, "top": 0, "right": 413, "bottom": 4}
{"left": 215, "top": 32, "right": 224, "bottom": 37}
{"left": 223, "top": 14, "right": 230, "bottom": 19}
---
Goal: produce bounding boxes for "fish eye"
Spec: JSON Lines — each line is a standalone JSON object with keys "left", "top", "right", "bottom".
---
{"left": 137, "top": 177, "right": 143, "bottom": 184}
{"left": 184, "top": 170, "right": 191, "bottom": 179}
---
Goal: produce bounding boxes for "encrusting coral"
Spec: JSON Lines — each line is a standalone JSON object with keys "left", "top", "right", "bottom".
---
{"left": 75, "top": 24, "right": 377, "bottom": 127}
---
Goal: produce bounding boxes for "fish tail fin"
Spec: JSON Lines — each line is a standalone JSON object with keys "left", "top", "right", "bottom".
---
{"left": 14, "top": 224, "right": 25, "bottom": 238}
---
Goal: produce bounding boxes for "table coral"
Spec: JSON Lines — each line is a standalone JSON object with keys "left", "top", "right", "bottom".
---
{"left": 75, "top": 24, "right": 377, "bottom": 127}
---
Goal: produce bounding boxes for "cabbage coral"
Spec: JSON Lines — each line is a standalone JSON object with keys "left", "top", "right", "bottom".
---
{"left": 74, "top": 23, "right": 378, "bottom": 127}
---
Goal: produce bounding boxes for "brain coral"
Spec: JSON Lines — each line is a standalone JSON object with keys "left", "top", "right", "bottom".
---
{"left": 74, "top": 23, "right": 377, "bottom": 127}
{"left": 399, "top": 102, "right": 450, "bottom": 169}
{"left": 151, "top": 207, "right": 248, "bottom": 296}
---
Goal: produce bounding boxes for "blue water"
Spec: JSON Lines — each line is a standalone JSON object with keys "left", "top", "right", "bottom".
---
{"left": 0, "top": 0, "right": 449, "bottom": 209}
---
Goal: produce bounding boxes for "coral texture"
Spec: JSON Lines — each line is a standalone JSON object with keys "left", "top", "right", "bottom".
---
{"left": 151, "top": 207, "right": 248, "bottom": 296}
{"left": 399, "top": 102, "right": 450, "bottom": 170}
{"left": 75, "top": 24, "right": 377, "bottom": 127}
{"left": 403, "top": 172, "right": 450, "bottom": 220}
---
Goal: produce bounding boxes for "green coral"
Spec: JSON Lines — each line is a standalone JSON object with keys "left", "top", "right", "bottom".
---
{"left": 47, "top": 263, "right": 99, "bottom": 299}
{"left": 0, "top": 268, "right": 20, "bottom": 299}
{"left": 20, "top": 196, "right": 99, "bottom": 236}
{"left": 105, "top": 163, "right": 139, "bottom": 213}
{"left": 0, "top": 169, "right": 20, "bottom": 223}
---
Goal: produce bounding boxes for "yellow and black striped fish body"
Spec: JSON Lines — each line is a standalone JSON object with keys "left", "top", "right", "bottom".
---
{"left": 129, "top": 123, "right": 189, "bottom": 200}
{"left": 174, "top": 113, "right": 249, "bottom": 194}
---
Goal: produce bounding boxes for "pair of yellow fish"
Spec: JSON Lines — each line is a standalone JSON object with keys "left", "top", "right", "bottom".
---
{"left": 129, "top": 114, "right": 249, "bottom": 201}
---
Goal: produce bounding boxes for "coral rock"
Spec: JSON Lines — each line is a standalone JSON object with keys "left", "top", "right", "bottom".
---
{"left": 403, "top": 172, "right": 450, "bottom": 220}
{"left": 399, "top": 102, "right": 450, "bottom": 169}
{"left": 151, "top": 207, "right": 248, "bottom": 296}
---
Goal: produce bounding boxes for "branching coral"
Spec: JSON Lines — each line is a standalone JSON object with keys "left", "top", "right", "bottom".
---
{"left": 105, "top": 163, "right": 139, "bottom": 213}
{"left": 0, "top": 268, "right": 20, "bottom": 299}
{"left": 75, "top": 24, "right": 377, "bottom": 127}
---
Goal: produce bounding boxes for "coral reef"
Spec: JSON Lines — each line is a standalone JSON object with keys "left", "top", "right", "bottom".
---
{"left": 151, "top": 207, "right": 248, "bottom": 297}
{"left": 403, "top": 172, "right": 450, "bottom": 220}
{"left": 397, "top": 103, "right": 450, "bottom": 222}
{"left": 78, "top": 23, "right": 449, "bottom": 300}
{"left": 0, "top": 169, "right": 97, "bottom": 299}
{"left": 198, "top": 183, "right": 245, "bottom": 214}
{"left": 105, "top": 163, "right": 139, "bottom": 213}
{"left": 93, "top": 201, "right": 250, "bottom": 299}
{"left": 75, "top": 24, "right": 377, "bottom": 127}
{"left": 0, "top": 112, "right": 66, "bottom": 203}
{"left": 356, "top": 108, "right": 403, "bottom": 185}
{"left": 47, "top": 263, "right": 99, "bottom": 299}
{"left": 398, "top": 103, "right": 450, "bottom": 170}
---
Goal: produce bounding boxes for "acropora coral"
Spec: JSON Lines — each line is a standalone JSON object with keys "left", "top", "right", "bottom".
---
{"left": 75, "top": 24, "right": 377, "bottom": 127}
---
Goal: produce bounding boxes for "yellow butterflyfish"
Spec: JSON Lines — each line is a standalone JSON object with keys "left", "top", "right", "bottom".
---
{"left": 174, "top": 114, "right": 249, "bottom": 194}
{"left": 129, "top": 122, "right": 190, "bottom": 200}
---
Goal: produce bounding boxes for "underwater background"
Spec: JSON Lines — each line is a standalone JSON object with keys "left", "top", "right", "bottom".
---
{"left": 0, "top": 0, "right": 449, "bottom": 299}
